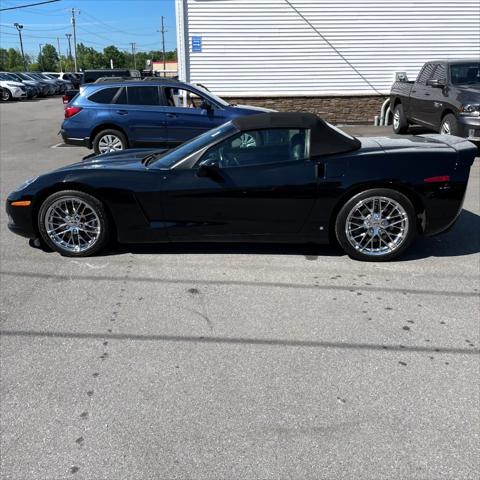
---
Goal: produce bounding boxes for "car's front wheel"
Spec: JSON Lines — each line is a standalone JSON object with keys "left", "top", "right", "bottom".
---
{"left": 2, "top": 89, "right": 12, "bottom": 101}
{"left": 335, "top": 189, "right": 416, "bottom": 261}
{"left": 440, "top": 114, "right": 460, "bottom": 136}
{"left": 92, "top": 129, "right": 127, "bottom": 155}
{"left": 38, "top": 190, "right": 110, "bottom": 257}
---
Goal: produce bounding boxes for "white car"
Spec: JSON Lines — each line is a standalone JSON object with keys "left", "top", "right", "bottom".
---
{"left": 0, "top": 74, "right": 27, "bottom": 101}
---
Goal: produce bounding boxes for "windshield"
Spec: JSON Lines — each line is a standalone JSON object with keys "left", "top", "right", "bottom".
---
{"left": 450, "top": 63, "right": 480, "bottom": 85}
{"left": 194, "top": 84, "right": 229, "bottom": 107}
{"left": 151, "top": 122, "right": 238, "bottom": 168}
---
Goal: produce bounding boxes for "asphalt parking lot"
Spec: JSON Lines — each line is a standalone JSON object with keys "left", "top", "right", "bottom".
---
{"left": 1, "top": 98, "right": 479, "bottom": 480}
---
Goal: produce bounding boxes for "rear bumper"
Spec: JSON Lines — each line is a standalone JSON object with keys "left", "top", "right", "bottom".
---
{"left": 60, "top": 129, "right": 90, "bottom": 147}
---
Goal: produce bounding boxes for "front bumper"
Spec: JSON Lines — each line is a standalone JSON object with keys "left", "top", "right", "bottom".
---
{"left": 6, "top": 197, "right": 36, "bottom": 239}
{"left": 458, "top": 115, "right": 480, "bottom": 141}
{"left": 60, "top": 129, "right": 90, "bottom": 147}
{"left": 11, "top": 87, "right": 27, "bottom": 99}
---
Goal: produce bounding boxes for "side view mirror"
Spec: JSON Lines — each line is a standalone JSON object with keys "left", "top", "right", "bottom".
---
{"left": 196, "top": 163, "right": 223, "bottom": 181}
{"left": 426, "top": 78, "right": 446, "bottom": 88}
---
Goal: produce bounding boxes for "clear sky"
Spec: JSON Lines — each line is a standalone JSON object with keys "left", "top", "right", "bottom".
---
{"left": 0, "top": 0, "right": 177, "bottom": 57}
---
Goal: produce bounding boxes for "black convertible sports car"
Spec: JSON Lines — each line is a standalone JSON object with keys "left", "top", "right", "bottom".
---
{"left": 6, "top": 112, "right": 477, "bottom": 261}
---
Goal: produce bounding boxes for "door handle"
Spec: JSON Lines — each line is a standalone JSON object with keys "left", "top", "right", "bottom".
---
{"left": 166, "top": 113, "right": 177, "bottom": 118}
{"left": 411, "top": 90, "right": 416, "bottom": 93}
{"left": 425, "top": 93, "right": 430, "bottom": 96}
{"left": 116, "top": 110, "right": 128, "bottom": 115}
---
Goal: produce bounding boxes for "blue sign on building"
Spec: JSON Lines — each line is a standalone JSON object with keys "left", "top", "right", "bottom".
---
{"left": 191, "top": 36, "right": 202, "bottom": 53}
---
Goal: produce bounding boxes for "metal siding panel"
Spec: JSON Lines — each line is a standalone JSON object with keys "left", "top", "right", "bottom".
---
{"left": 181, "top": 0, "right": 480, "bottom": 96}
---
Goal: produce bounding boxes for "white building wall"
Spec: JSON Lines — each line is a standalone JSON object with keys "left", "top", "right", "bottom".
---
{"left": 176, "top": 0, "right": 480, "bottom": 96}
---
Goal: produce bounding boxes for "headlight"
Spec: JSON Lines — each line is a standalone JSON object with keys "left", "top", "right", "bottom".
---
{"left": 15, "top": 176, "right": 38, "bottom": 191}
{"left": 460, "top": 104, "right": 480, "bottom": 116}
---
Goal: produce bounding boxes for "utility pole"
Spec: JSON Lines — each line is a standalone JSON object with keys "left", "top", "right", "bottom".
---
{"left": 130, "top": 42, "right": 136, "bottom": 70}
{"left": 57, "top": 37, "right": 63, "bottom": 72}
{"left": 65, "top": 33, "right": 72, "bottom": 61}
{"left": 38, "top": 43, "right": 43, "bottom": 70}
{"left": 70, "top": 8, "right": 79, "bottom": 72}
{"left": 14, "top": 23, "right": 27, "bottom": 71}
{"left": 161, "top": 16, "right": 166, "bottom": 77}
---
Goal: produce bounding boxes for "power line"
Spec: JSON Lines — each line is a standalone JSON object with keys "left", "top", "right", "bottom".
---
{"left": 0, "top": 0, "right": 60, "bottom": 12}
{"left": 283, "top": 0, "right": 384, "bottom": 96}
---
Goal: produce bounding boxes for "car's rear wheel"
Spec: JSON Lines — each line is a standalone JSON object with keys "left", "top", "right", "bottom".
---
{"left": 93, "top": 129, "right": 127, "bottom": 155}
{"left": 392, "top": 104, "right": 409, "bottom": 134}
{"left": 440, "top": 114, "right": 460, "bottom": 136}
{"left": 38, "top": 190, "right": 110, "bottom": 257}
{"left": 335, "top": 189, "right": 416, "bottom": 261}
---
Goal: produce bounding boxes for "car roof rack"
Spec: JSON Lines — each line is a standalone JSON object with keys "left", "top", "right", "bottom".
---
{"left": 93, "top": 77, "right": 142, "bottom": 83}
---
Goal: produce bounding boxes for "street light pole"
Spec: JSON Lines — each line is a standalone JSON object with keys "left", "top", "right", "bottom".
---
{"left": 14, "top": 23, "right": 27, "bottom": 71}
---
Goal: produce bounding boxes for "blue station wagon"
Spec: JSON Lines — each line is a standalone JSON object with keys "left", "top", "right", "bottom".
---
{"left": 61, "top": 79, "right": 273, "bottom": 154}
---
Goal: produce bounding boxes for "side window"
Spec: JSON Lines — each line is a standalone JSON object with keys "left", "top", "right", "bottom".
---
{"left": 88, "top": 87, "right": 120, "bottom": 104}
{"left": 164, "top": 87, "right": 211, "bottom": 109}
{"left": 431, "top": 64, "right": 447, "bottom": 82}
{"left": 113, "top": 87, "right": 127, "bottom": 105}
{"left": 416, "top": 63, "right": 436, "bottom": 85}
{"left": 199, "top": 128, "right": 310, "bottom": 168}
{"left": 127, "top": 86, "right": 160, "bottom": 106}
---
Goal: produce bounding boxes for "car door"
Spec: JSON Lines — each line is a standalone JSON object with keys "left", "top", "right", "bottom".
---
{"left": 426, "top": 63, "right": 449, "bottom": 128}
{"left": 162, "top": 86, "right": 229, "bottom": 143}
{"left": 409, "top": 63, "right": 437, "bottom": 125}
{"left": 157, "top": 128, "right": 318, "bottom": 239}
{"left": 116, "top": 85, "right": 168, "bottom": 144}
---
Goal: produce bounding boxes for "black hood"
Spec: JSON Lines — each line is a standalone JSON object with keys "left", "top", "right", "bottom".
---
{"left": 455, "top": 84, "right": 480, "bottom": 103}
{"left": 82, "top": 147, "right": 166, "bottom": 163}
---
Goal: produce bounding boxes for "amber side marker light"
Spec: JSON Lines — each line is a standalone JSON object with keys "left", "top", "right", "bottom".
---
{"left": 11, "top": 200, "right": 31, "bottom": 207}
{"left": 424, "top": 176, "right": 450, "bottom": 183}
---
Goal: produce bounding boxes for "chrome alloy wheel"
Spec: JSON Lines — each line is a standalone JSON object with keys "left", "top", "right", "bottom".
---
{"left": 440, "top": 121, "right": 451, "bottom": 135}
{"left": 98, "top": 134, "right": 124, "bottom": 153}
{"left": 393, "top": 110, "right": 400, "bottom": 130}
{"left": 345, "top": 196, "right": 409, "bottom": 257}
{"left": 45, "top": 197, "right": 101, "bottom": 253}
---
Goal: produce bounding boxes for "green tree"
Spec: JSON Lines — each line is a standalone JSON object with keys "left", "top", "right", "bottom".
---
{"left": 6, "top": 48, "right": 25, "bottom": 71}
{"left": 0, "top": 48, "right": 8, "bottom": 71}
{"left": 77, "top": 43, "right": 105, "bottom": 70}
{"left": 38, "top": 44, "right": 59, "bottom": 71}
{"left": 103, "top": 45, "right": 126, "bottom": 69}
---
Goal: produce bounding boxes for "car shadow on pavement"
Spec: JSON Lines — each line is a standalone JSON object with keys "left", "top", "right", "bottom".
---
{"left": 106, "top": 241, "right": 343, "bottom": 260}
{"left": 402, "top": 209, "right": 480, "bottom": 261}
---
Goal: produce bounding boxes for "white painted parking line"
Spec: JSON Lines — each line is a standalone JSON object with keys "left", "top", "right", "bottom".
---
{"left": 50, "top": 143, "right": 65, "bottom": 148}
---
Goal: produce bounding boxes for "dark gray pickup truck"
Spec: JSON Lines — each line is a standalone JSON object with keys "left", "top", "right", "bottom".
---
{"left": 390, "top": 60, "right": 480, "bottom": 141}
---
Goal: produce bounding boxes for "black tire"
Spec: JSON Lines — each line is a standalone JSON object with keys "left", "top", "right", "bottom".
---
{"left": 335, "top": 188, "right": 417, "bottom": 262}
{"left": 392, "top": 104, "right": 409, "bottom": 134}
{"left": 92, "top": 129, "right": 127, "bottom": 155}
{"left": 440, "top": 113, "right": 460, "bottom": 136}
{"left": 2, "top": 89, "right": 12, "bottom": 101}
{"left": 38, "top": 190, "right": 110, "bottom": 257}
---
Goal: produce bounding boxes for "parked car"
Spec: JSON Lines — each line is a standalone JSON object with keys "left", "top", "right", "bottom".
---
{"left": 20, "top": 72, "right": 56, "bottom": 95}
{"left": 62, "top": 69, "right": 141, "bottom": 104}
{"left": 42, "top": 72, "right": 73, "bottom": 91}
{"left": 44, "top": 71, "right": 81, "bottom": 88}
{"left": 60, "top": 79, "right": 274, "bottom": 154}
{"left": 391, "top": 59, "right": 480, "bottom": 141}
{"left": 0, "top": 73, "right": 27, "bottom": 101}
{"left": 14, "top": 72, "right": 52, "bottom": 96}
{"left": 8, "top": 112, "right": 477, "bottom": 260}
{"left": 0, "top": 72, "right": 38, "bottom": 99}
{"left": 27, "top": 72, "right": 61, "bottom": 94}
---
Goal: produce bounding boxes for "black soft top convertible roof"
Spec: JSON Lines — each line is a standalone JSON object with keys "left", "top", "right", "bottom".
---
{"left": 232, "top": 112, "right": 361, "bottom": 156}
